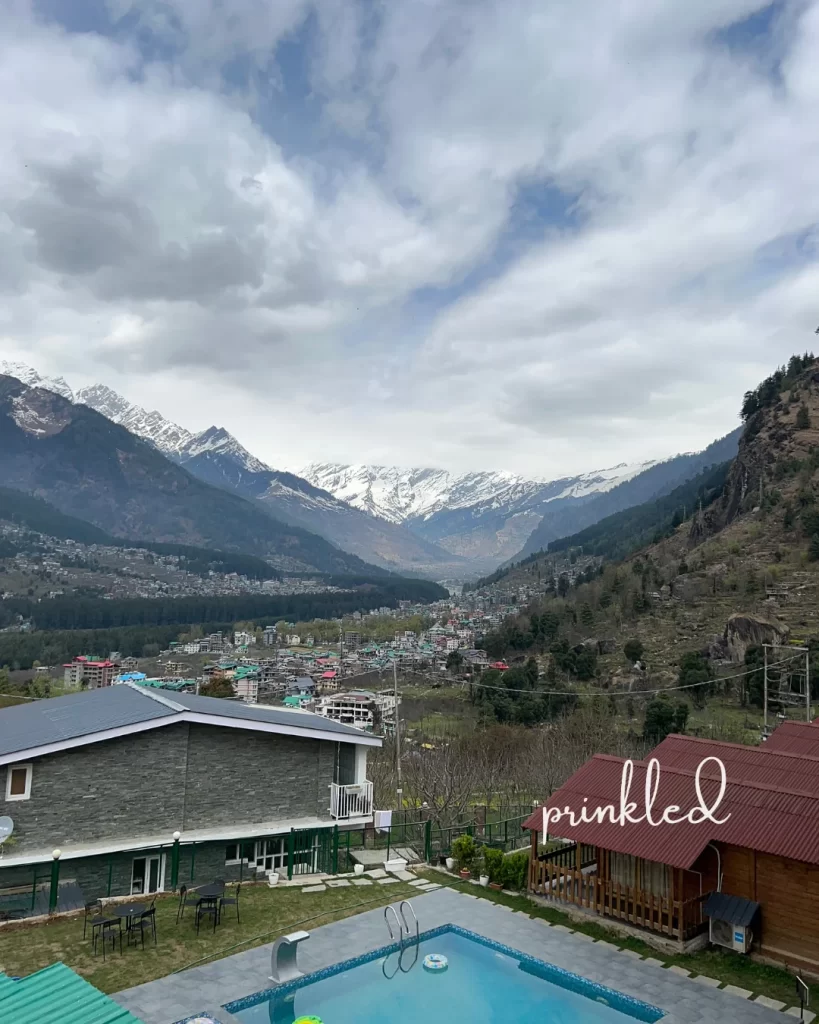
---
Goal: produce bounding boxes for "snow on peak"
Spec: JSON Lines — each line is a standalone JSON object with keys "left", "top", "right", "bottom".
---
{"left": 0, "top": 361, "right": 75, "bottom": 401}
{"left": 76, "top": 384, "right": 194, "bottom": 454}
{"left": 184, "top": 426, "right": 271, "bottom": 473}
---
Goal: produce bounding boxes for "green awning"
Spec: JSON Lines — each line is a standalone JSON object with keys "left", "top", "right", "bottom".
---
{"left": 0, "top": 963, "right": 144, "bottom": 1024}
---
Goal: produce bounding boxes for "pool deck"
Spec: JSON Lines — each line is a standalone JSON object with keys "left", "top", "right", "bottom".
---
{"left": 112, "top": 887, "right": 793, "bottom": 1024}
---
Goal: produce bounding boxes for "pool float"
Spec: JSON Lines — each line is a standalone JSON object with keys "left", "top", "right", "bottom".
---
{"left": 294, "top": 1017, "right": 323, "bottom": 1024}
{"left": 422, "top": 953, "right": 449, "bottom": 972}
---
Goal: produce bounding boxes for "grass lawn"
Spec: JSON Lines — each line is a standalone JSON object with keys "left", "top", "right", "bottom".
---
{"left": 419, "top": 872, "right": 818, "bottom": 1012}
{"left": 0, "top": 879, "right": 418, "bottom": 996}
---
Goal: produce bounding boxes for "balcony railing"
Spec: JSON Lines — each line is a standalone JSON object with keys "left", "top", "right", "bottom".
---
{"left": 330, "top": 780, "right": 374, "bottom": 820}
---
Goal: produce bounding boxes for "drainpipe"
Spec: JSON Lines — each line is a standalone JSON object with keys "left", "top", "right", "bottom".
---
{"left": 48, "top": 849, "right": 61, "bottom": 914}
{"left": 707, "top": 844, "right": 722, "bottom": 892}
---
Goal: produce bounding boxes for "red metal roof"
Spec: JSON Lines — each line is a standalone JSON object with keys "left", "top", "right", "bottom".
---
{"left": 650, "top": 733, "right": 819, "bottom": 796}
{"left": 522, "top": 749, "right": 819, "bottom": 870}
{"left": 762, "top": 719, "right": 819, "bottom": 758}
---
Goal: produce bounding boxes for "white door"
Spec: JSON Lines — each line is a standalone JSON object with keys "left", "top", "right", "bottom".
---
{"left": 131, "top": 854, "right": 166, "bottom": 895}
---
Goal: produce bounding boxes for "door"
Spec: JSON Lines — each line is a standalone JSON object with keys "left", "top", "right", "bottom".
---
{"left": 131, "top": 854, "right": 165, "bottom": 895}
{"left": 254, "top": 838, "right": 287, "bottom": 873}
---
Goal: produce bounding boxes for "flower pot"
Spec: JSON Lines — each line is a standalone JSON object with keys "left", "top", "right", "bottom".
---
{"left": 445, "top": 857, "right": 456, "bottom": 872}
{"left": 267, "top": 872, "right": 279, "bottom": 887}
{"left": 354, "top": 864, "right": 365, "bottom": 875}
{"left": 459, "top": 869, "right": 471, "bottom": 880}
{"left": 488, "top": 882, "right": 503, "bottom": 891}
{"left": 479, "top": 875, "right": 490, "bottom": 887}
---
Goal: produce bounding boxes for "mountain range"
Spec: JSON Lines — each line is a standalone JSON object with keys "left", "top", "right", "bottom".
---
{"left": 0, "top": 360, "right": 742, "bottom": 577}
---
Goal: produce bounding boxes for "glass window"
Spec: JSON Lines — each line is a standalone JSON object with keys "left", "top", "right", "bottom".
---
{"left": 5, "top": 764, "right": 32, "bottom": 801}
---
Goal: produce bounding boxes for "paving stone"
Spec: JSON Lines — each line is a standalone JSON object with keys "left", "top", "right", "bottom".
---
{"left": 667, "top": 965, "right": 691, "bottom": 977}
{"left": 593, "top": 939, "right": 618, "bottom": 949}
{"left": 301, "top": 885, "right": 326, "bottom": 893}
{"left": 376, "top": 877, "right": 402, "bottom": 885}
{"left": 754, "top": 995, "right": 786, "bottom": 1011}
{"left": 643, "top": 957, "right": 665, "bottom": 968}
{"left": 514, "top": 910, "right": 530, "bottom": 917}
{"left": 570, "top": 931, "right": 596, "bottom": 942}
{"left": 692, "top": 975, "right": 721, "bottom": 987}
{"left": 326, "top": 879, "right": 351, "bottom": 888}
{"left": 365, "top": 868, "right": 388, "bottom": 879}
{"left": 722, "top": 985, "right": 752, "bottom": 999}
{"left": 408, "top": 878, "right": 427, "bottom": 887}
{"left": 618, "top": 949, "right": 643, "bottom": 960}
{"left": 351, "top": 879, "right": 373, "bottom": 886}
{"left": 550, "top": 925, "right": 575, "bottom": 934}
{"left": 785, "top": 1008, "right": 815, "bottom": 1022}
{"left": 392, "top": 870, "right": 416, "bottom": 881}
{"left": 419, "top": 883, "right": 441, "bottom": 891}
{"left": 534, "top": 918, "right": 551, "bottom": 926}
{"left": 501, "top": 889, "right": 517, "bottom": 896}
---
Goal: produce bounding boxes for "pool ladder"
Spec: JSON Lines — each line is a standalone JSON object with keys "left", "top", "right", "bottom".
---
{"left": 383, "top": 901, "right": 419, "bottom": 977}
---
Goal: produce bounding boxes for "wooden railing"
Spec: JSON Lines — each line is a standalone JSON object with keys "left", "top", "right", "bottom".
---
{"left": 530, "top": 859, "right": 709, "bottom": 941}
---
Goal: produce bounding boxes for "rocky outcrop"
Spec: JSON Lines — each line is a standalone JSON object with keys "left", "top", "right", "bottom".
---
{"left": 721, "top": 612, "right": 789, "bottom": 663}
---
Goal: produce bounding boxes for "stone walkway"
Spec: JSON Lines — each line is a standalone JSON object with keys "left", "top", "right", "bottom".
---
{"left": 112, "top": 887, "right": 800, "bottom": 1024}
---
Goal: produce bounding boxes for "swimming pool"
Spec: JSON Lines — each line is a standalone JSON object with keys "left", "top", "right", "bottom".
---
{"left": 225, "top": 925, "right": 664, "bottom": 1023}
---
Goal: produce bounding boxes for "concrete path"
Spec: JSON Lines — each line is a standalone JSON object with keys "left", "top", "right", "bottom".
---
{"left": 112, "top": 887, "right": 792, "bottom": 1024}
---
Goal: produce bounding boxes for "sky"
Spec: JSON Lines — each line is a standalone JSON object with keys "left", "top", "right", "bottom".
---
{"left": 1, "top": 0, "right": 818, "bottom": 478}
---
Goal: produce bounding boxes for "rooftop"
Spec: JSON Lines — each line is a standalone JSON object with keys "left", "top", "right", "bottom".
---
{"left": 0, "top": 683, "right": 380, "bottom": 765}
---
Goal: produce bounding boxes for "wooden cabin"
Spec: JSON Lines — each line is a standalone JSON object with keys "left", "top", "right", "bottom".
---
{"left": 524, "top": 727, "right": 819, "bottom": 970}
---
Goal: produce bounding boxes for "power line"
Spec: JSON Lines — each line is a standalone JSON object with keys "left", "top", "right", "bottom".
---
{"left": 464, "top": 651, "right": 805, "bottom": 698}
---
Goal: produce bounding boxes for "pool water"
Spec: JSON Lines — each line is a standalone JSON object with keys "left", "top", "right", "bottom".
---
{"left": 227, "top": 926, "right": 663, "bottom": 1024}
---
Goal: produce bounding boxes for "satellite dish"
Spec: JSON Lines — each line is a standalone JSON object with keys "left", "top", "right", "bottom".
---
{"left": 0, "top": 817, "right": 13, "bottom": 844}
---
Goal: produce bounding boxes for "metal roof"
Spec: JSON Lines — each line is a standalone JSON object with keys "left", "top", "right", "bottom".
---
{"left": 0, "top": 962, "right": 144, "bottom": 1024}
{"left": 703, "top": 892, "right": 760, "bottom": 928}
{"left": 0, "top": 685, "right": 175, "bottom": 758}
{"left": 762, "top": 720, "right": 819, "bottom": 758}
{"left": 0, "top": 684, "right": 379, "bottom": 762}
{"left": 650, "top": 733, "right": 819, "bottom": 795}
{"left": 523, "top": 750, "right": 819, "bottom": 869}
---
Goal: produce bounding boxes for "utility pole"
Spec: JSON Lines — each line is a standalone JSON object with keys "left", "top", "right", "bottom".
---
{"left": 393, "top": 658, "right": 402, "bottom": 806}
{"left": 763, "top": 643, "right": 811, "bottom": 732}
{"left": 763, "top": 644, "right": 768, "bottom": 733}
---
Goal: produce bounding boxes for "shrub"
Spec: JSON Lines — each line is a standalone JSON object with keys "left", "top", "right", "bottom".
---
{"left": 483, "top": 847, "right": 504, "bottom": 884}
{"left": 499, "top": 849, "right": 530, "bottom": 891}
{"left": 451, "top": 833, "right": 476, "bottom": 871}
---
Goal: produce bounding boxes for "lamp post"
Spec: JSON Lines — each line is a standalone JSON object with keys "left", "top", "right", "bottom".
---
{"left": 171, "top": 831, "right": 181, "bottom": 890}
{"left": 48, "top": 848, "right": 61, "bottom": 914}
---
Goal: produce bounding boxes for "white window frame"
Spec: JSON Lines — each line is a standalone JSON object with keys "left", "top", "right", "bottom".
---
{"left": 5, "top": 763, "right": 32, "bottom": 802}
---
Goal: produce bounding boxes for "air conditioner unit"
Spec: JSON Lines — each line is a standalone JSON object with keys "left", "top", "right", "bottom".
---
{"left": 709, "top": 917, "right": 752, "bottom": 954}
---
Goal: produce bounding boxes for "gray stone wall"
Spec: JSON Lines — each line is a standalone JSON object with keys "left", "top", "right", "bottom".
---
{"left": 3, "top": 723, "right": 189, "bottom": 854}
{"left": 180, "top": 725, "right": 337, "bottom": 830}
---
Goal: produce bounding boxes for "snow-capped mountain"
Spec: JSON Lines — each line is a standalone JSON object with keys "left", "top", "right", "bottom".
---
{"left": 300, "top": 462, "right": 657, "bottom": 525}
{"left": 0, "top": 361, "right": 462, "bottom": 574}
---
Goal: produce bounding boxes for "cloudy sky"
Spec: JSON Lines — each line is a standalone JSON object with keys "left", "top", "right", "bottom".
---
{"left": 1, "top": 0, "right": 818, "bottom": 478}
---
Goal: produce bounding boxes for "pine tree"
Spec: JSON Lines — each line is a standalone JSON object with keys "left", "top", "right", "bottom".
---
{"left": 797, "top": 404, "right": 811, "bottom": 429}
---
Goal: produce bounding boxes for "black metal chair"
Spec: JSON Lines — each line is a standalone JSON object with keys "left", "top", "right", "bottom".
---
{"left": 93, "top": 918, "right": 122, "bottom": 960}
{"left": 176, "top": 884, "right": 200, "bottom": 924}
{"left": 195, "top": 898, "right": 219, "bottom": 934}
{"left": 219, "top": 883, "right": 241, "bottom": 924}
{"left": 134, "top": 894, "right": 158, "bottom": 946}
{"left": 83, "top": 899, "right": 118, "bottom": 945}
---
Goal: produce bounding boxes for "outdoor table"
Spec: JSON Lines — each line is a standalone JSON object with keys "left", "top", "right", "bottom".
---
{"left": 114, "top": 902, "right": 147, "bottom": 945}
{"left": 194, "top": 883, "right": 225, "bottom": 926}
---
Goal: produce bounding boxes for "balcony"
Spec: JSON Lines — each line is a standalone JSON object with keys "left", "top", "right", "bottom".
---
{"left": 330, "top": 780, "right": 374, "bottom": 820}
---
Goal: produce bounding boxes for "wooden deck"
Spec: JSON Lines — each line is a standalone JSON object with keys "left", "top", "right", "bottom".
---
{"left": 530, "top": 849, "right": 709, "bottom": 942}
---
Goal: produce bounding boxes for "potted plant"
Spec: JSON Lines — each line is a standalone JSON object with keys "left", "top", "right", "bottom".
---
{"left": 451, "top": 834, "right": 476, "bottom": 879}
{"left": 478, "top": 852, "right": 490, "bottom": 887}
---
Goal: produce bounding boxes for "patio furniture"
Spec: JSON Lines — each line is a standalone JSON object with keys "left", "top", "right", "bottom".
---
{"left": 83, "top": 899, "right": 113, "bottom": 941}
{"left": 176, "top": 884, "right": 200, "bottom": 923}
{"left": 93, "top": 918, "right": 122, "bottom": 960}
{"left": 195, "top": 899, "right": 219, "bottom": 934}
{"left": 219, "top": 883, "right": 241, "bottom": 924}
{"left": 114, "top": 902, "right": 147, "bottom": 947}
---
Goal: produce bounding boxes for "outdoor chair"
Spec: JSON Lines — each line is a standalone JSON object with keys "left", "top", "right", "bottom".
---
{"left": 137, "top": 895, "right": 158, "bottom": 945}
{"left": 83, "top": 899, "right": 117, "bottom": 944}
{"left": 195, "top": 899, "right": 218, "bottom": 934}
{"left": 176, "top": 884, "right": 200, "bottom": 923}
{"left": 219, "top": 883, "right": 241, "bottom": 924}
{"left": 93, "top": 918, "right": 122, "bottom": 960}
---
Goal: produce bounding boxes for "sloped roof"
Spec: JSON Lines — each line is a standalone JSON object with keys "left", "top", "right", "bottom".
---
{"left": 0, "top": 962, "right": 143, "bottom": 1024}
{"left": 522, "top": 749, "right": 819, "bottom": 870}
{"left": 0, "top": 683, "right": 380, "bottom": 764}
{"left": 762, "top": 719, "right": 819, "bottom": 757}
